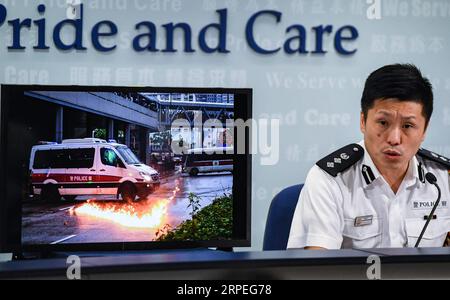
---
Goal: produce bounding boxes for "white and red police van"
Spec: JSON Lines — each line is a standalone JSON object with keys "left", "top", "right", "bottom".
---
{"left": 29, "top": 138, "right": 160, "bottom": 203}
{"left": 182, "top": 147, "right": 233, "bottom": 176}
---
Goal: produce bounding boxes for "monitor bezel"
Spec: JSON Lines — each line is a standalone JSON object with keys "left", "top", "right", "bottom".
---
{"left": 0, "top": 84, "right": 252, "bottom": 253}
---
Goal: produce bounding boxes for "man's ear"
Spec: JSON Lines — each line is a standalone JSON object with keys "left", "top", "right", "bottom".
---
{"left": 360, "top": 112, "right": 366, "bottom": 134}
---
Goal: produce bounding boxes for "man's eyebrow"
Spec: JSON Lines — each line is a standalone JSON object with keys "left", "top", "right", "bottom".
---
{"left": 375, "top": 110, "right": 417, "bottom": 119}
{"left": 374, "top": 110, "right": 394, "bottom": 117}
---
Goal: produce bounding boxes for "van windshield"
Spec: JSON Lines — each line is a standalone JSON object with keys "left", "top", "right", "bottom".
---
{"left": 115, "top": 146, "right": 141, "bottom": 165}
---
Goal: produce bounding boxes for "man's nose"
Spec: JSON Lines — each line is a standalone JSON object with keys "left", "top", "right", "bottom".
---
{"left": 387, "top": 127, "right": 401, "bottom": 145}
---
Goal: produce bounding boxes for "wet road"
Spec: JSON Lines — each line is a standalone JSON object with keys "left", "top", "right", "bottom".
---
{"left": 22, "top": 172, "right": 232, "bottom": 245}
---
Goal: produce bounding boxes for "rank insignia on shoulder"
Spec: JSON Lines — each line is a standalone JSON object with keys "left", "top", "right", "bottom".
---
{"left": 417, "top": 148, "right": 450, "bottom": 171}
{"left": 316, "top": 144, "right": 364, "bottom": 177}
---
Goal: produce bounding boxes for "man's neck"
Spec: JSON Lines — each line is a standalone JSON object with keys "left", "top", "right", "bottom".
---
{"left": 380, "top": 163, "right": 409, "bottom": 195}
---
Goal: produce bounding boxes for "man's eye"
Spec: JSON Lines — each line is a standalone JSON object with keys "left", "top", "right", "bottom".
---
{"left": 378, "top": 120, "right": 387, "bottom": 126}
{"left": 403, "top": 124, "right": 415, "bottom": 129}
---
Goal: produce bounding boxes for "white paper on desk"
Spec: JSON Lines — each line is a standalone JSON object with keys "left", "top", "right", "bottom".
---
{"left": 0, "top": 253, "right": 13, "bottom": 262}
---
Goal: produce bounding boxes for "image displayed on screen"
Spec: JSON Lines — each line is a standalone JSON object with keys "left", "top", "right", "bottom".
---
{"left": 15, "top": 90, "right": 234, "bottom": 245}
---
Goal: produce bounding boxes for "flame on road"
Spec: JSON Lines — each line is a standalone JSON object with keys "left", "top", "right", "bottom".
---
{"left": 70, "top": 182, "right": 181, "bottom": 230}
{"left": 71, "top": 199, "right": 169, "bottom": 229}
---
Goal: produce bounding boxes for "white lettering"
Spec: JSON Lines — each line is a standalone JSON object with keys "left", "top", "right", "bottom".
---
{"left": 66, "top": 255, "right": 81, "bottom": 280}
{"left": 266, "top": 72, "right": 294, "bottom": 89}
{"left": 304, "top": 109, "right": 351, "bottom": 127}
{"left": 259, "top": 119, "right": 280, "bottom": 166}
{"left": 134, "top": 0, "right": 182, "bottom": 12}
{"left": 366, "top": 0, "right": 382, "bottom": 20}
{"left": 382, "top": 0, "right": 450, "bottom": 17}
{"left": 259, "top": 111, "right": 297, "bottom": 126}
{"left": 366, "top": 255, "right": 381, "bottom": 280}
{"left": 177, "top": 284, "right": 211, "bottom": 297}
{"left": 4, "top": 66, "right": 49, "bottom": 84}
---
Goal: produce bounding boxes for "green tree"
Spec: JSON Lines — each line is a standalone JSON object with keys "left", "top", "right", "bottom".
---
{"left": 93, "top": 128, "right": 107, "bottom": 139}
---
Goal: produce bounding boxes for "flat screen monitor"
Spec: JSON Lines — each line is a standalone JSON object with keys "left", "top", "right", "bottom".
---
{"left": 0, "top": 85, "right": 252, "bottom": 253}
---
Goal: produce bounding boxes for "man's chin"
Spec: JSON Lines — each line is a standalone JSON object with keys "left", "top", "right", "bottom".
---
{"left": 379, "top": 156, "right": 409, "bottom": 168}
{"left": 383, "top": 153, "right": 403, "bottom": 161}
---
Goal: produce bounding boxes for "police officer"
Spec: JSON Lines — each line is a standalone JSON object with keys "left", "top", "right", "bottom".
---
{"left": 287, "top": 64, "right": 450, "bottom": 250}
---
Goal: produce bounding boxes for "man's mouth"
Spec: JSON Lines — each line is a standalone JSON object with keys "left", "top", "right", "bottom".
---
{"left": 383, "top": 150, "right": 402, "bottom": 158}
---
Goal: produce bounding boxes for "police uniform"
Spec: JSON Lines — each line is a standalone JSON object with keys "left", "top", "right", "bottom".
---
{"left": 287, "top": 141, "right": 450, "bottom": 249}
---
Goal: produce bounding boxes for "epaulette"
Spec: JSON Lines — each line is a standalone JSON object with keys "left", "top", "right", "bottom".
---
{"left": 417, "top": 148, "right": 450, "bottom": 171}
{"left": 316, "top": 144, "right": 364, "bottom": 177}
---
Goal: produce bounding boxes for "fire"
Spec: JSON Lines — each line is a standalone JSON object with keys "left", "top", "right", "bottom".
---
{"left": 70, "top": 180, "right": 182, "bottom": 230}
{"left": 71, "top": 199, "right": 169, "bottom": 229}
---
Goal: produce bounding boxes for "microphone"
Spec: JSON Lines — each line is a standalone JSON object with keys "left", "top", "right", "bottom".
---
{"left": 414, "top": 173, "right": 442, "bottom": 248}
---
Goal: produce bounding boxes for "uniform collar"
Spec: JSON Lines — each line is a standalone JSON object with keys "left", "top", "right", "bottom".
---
{"left": 358, "top": 140, "right": 422, "bottom": 189}
{"left": 359, "top": 141, "right": 381, "bottom": 188}
{"left": 404, "top": 155, "right": 422, "bottom": 188}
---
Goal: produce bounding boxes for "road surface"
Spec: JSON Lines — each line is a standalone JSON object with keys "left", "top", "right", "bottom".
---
{"left": 22, "top": 172, "right": 232, "bottom": 245}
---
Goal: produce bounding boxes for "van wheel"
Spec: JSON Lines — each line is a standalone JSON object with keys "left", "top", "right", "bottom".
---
{"left": 189, "top": 168, "right": 199, "bottom": 176}
{"left": 42, "top": 185, "right": 61, "bottom": 203}
{"left": 120, "top": 182, "right": 137, "bottom": 204}
{"left": 137, "top": 189, "right": 150, "bottom": 200}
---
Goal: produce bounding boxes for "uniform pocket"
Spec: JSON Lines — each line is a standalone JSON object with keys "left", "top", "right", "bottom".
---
{"left": 343, "top": 217, "right": 382, "bottom": 249}
{"left": 405, "top": 217, "right": 450, "bottom": 248}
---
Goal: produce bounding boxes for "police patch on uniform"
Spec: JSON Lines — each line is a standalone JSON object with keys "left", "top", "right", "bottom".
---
{"left": 413, "top": 200, "right": 447, "bottom": 210}
{"left": 354, "top": 215, "right": 373, "bottom": 227}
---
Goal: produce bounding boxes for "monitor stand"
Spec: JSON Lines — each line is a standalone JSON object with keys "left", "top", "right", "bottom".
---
{"left": 216, "top": 247, "right": 233, "bottom": 252}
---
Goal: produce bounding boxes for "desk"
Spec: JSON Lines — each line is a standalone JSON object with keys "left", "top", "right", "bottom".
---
{"left": 1, "top": 248, "right": 450, "bottom": 279}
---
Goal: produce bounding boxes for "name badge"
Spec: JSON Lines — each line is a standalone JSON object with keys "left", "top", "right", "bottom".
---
{"left": 413, "top": 200, "right": 447, "bottom": 210}
{"left": 354, "top": 215, "right": 373, "bottom": 227}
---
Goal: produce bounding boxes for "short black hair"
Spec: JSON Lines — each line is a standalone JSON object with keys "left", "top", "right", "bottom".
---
{"left": 361, "top": 64, "right": 433, "bottom": 126}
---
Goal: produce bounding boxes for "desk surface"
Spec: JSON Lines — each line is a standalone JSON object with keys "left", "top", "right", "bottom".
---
{"left": 1, "top": 248, "right": 450, "bottom": 279}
